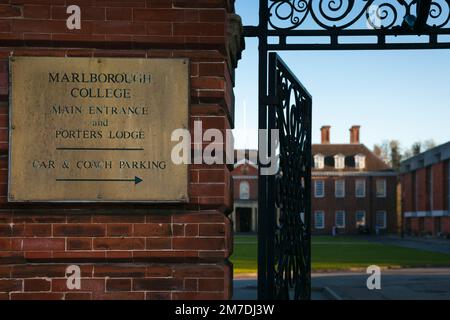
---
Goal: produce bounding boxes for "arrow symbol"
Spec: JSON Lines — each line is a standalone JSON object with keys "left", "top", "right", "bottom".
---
{"left": 57, "top": 176, "right": 143, "bottom": 185}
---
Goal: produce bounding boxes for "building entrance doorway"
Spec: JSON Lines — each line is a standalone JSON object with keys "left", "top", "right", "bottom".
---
{"left": 236, "top": 208, "right": 252, "bottom": 233}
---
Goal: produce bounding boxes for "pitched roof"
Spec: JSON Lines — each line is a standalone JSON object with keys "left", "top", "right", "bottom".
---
{"left": 312, "top": 144, "right": 392, "bottom": 172}
{"left": 400, "top": 141, "right": 450, "bottom": 173}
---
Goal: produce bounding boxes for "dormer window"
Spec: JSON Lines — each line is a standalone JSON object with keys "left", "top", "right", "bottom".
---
{"left": 334, "top": 154, "right": 345, "bottom": 169}
{"left": 355, "top": 154, "right": 366, "bottom": 170}
{"left": 314, "top": 154, "right": 325, "bottom": 169}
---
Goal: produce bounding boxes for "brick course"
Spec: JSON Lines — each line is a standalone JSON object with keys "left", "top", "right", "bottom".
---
{"left": 0, "top": 262, "right": 231, "bottom": 300}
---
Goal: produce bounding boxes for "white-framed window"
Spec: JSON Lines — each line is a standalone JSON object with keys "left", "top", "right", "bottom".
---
{"left": 335, "top": 180, "right": 345, "bottom": 198}
{"left": 239, "top": 181, "right": 250, "bottom": 200}
{"left": 355, "top": 179, "right": 366, "bottom": 198}
{"left": 315, "top": 180, "right": 325, "bottom": 198}
{"left": 335, "top": 211, "right": 345, "bottom": 228}
{"left": 355, "top": 154, "right": 366, "bottom": 170}
{"left": 334, "top": 154, "right": 345, "bottom": 169}
{"left": 314, "top": 154, "right": 325, "bottom": 169}
{"left": 376, "top": 211, "right": 387, "bottom": 229}
{"left": 355, "top": 211, "right": 366, "bottom": 228}
{"left": 376, "top": 179, "right": 387, "bottom": 198}
{"left": 314, "top": 211, "right": 325, "bottom": 229}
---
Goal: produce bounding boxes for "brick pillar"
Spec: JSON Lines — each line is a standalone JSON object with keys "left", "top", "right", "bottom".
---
{"left": 0, "top": 0, "right": 243, "bottom": 300}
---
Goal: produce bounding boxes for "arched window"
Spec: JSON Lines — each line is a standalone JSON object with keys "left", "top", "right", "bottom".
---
{"left": 239, "top": 181, "right": 250, "bottom": 200}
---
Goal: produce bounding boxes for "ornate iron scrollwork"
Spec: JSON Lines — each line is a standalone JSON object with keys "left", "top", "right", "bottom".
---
{"left": 251, "top": 0, "right": 450, "bottom": 303}
{"left": 271, "top": 54, "right": 312, "bottom": 300}
{"left": 268, "top": 0, "right": 450, "bottom": 30}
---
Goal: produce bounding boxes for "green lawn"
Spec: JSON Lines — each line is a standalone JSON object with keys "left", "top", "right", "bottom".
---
{"left": 231, "top": 235, "right": 450, "bottom": 274}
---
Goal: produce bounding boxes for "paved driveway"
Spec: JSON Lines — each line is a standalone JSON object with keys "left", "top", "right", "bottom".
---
{"left": 313, "top": 268, "right": 450, "bottom": 300}
{"left": 234, "top": 268, "right": 450, "bottom": 300}
{"left": 370, "top": 236, "right": 450, "bottom": 255}
{"left": 233, "top": 278, "right": 330, "bottom": 300}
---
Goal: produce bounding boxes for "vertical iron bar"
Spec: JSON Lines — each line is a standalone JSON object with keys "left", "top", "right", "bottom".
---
{"left": 257, "top": 0, "right": 269, "bottom": 301}
{"left": 267, "top": 52, "right": 278, "bottom": 299}
{"left": 305, "top": 96, "right": 313, "bottom": 300}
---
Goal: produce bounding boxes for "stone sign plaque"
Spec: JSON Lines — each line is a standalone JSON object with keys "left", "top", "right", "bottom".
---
{"left": 8, "top": 57, "right": 189, "bottom": 202}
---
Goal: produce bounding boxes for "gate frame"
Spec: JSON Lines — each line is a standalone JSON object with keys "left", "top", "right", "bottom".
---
{"left": 244, "top": 0, "right": 450, "bottom": 300}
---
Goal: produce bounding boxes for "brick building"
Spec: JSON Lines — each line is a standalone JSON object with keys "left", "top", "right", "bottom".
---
{"left": 230, "top": 126, "right": 398, "bottom": 236}
{"left": 400, "top": 142, "right": 450, "bottom": 237}
{"left": 0, "top": 0, "right": 243, "bottom": 300}
{"left": 231, "top": 150, "right": 258, "bottom": 233}
{"left": 312, "top": 126, "right": 398, "bottom": 235}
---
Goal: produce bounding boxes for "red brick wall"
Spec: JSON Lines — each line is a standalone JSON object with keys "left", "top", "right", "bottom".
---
{"left": 401, "top": 161, "right": 450, "bottom": 237}
{"left": 415, "top": 168, "right": 427, "bottom": 212}
{"left": 408, "top": 217, "right": 450, "bottom": 236}
{"left": 442, "top": 217, "right": 450, "bottom": 234}
{"left": 432, "top": 162, "right": 446, "bottom": 211}
{"left": 0, "top": 263, "right": 232, "bottom": 300}
{"left": 424, "top": 217, "right": 435, "bottom": 235}
{"left": 402, "top": 173, "right": 413, "bottom": 212}
{"left": 410, "top": 217, "right": 419, "bottom": 234}
{"left": 0, "top": 0, "right": 239, "bottom": 300}
{"left": 312, "top": 175, "right": 397, "bottom": 235}
{"left": 445, "top": 160, "right": 449, "bottom": 211}
{"left": 0, "top": 211, "right": 233, "bottom": 300}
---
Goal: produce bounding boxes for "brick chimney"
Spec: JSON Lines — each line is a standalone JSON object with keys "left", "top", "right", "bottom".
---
{"left": 350, "top": 125, "right": 361, "bottom": 144}
{"left": 321, "top": 126, "right": 331, "bottom": 144}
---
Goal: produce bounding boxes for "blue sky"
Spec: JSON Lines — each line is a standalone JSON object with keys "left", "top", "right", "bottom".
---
{"left": 233, "top": 1, "right": 450, "bottom": 152}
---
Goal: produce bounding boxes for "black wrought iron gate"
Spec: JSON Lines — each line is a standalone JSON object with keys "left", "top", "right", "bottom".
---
{"left": 264, "top": 53, "right": 312, "bottom": 300}
{"left": 244, "top": 0, "right": 450, "bottom": 300}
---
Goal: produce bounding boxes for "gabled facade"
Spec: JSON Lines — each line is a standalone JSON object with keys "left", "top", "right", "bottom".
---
{"left": 231, "top": 150, "right": 258, "bottom": 232}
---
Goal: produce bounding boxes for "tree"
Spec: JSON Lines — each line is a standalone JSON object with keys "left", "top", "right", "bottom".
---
{"left": 375, "top": 139, "right": 438, "bottom": 164}
{"left": 403, "top": 149, "right": 412, "bottom": 160}
{"left": 373, "top": 144, "right": 382, "bottom": 158}
{"left": 373, "top": 140, "right": 389, "bottom": 164}
{"left": 423, "top": 139, "right": 436, "bottom": 151}
{"left": 390, "top": 140, "right": 402, "bottom": 171}
{"left": 402, "top": 139, "right": 437, "bottom": 161}
{"left": 412, "top": 142, "right": 422, "bottom": 156}
{"left": 373, "top": 140, "right": 403, "bottom": 170}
